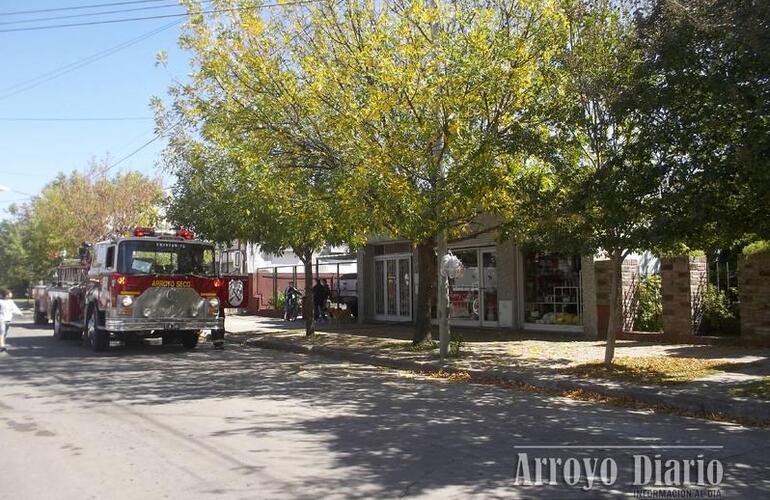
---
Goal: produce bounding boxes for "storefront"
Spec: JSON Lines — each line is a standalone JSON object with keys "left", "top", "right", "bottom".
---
{"left": 362, "top": 239, "right": 591, "bottom": 335}
{"left": 522, "top": 252, "right": 583, "bottom": 331}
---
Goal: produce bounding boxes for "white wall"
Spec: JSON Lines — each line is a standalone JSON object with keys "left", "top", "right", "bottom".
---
{"left": 246, "top": 243, "right": 355, "bottom": 271}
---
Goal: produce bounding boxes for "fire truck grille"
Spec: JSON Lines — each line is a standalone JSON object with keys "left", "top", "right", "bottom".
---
{"left": 132, "top": 287, "right": 208, "bottom": 319}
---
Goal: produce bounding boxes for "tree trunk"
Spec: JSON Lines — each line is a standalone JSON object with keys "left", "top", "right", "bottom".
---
{"left": 414, "top": 237, "right": 436, "bottom": 344}
{"left": 301, "top": 253, "right": 315, "bottom": 337}
{"left": 604, "top": 249, "right": 623, "bottom": 366}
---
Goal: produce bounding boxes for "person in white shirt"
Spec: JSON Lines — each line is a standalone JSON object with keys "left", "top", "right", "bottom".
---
{"left": 0, "top": 289, "right": 24, "bottom": 351}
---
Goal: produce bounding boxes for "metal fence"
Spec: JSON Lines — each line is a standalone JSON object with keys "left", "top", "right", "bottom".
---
{"left": 252, "top": 260, "right": 357, "bottom": 313}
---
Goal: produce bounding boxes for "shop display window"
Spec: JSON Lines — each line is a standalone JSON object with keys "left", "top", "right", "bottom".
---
{"left": 524, "top": 253, "right": 582, "bottom": 326}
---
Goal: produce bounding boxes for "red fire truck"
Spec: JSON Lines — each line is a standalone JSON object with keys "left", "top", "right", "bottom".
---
{"left": 33, "top": 227, "right": 248, "bottom": 351}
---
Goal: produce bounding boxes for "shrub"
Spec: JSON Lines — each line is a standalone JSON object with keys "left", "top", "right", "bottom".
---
{"left": 661, "top": 244, "right": 705, "bottom": 258}
{"left": 449, "top": 331, "right": 465, "bottom": 358}
{"left": 634, "top": 274, "right": 663, "bottom": 332}
{"left": 269, "top": 291, "right": 286, "bottom": 310}
{"left": 700, "top": 284, "right": 740, "bottom": 335}
{"left": 742, "top": 240, "right": 770, "bottom": 256}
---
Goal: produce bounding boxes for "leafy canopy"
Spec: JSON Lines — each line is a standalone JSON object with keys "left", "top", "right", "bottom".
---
{"left": 163, "top": 0, "right": 569, "bottom": 250}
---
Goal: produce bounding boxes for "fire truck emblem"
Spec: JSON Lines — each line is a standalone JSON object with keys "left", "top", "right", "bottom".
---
{"left": 228, "top": 279, "right": 244, "bottom": 307}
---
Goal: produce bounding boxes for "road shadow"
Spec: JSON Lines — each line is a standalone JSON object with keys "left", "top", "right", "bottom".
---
{"left": 1, "top": 324, "right": 769, "bottom": 498}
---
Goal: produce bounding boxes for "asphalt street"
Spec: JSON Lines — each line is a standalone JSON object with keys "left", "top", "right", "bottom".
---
{"left": 1, "top": 319, "right": 769, "bottom": 499}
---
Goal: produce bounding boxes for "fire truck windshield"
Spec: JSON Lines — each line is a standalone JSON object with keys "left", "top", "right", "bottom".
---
{"left": 118, "top": 240, "right": 216, "bottom": 276}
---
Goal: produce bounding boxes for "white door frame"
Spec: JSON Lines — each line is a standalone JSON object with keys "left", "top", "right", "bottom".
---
{"left": 443, "top": 246, "right": 498, "bottom": 328}
{"left": 374, "top": 253, "right": 412, "bottom": 322}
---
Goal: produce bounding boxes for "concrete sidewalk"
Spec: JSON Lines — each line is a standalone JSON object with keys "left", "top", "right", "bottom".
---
{"left": 225, "top": 315, "right": 770, "bottom": 425}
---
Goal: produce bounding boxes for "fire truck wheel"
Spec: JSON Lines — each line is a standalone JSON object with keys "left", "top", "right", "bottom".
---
{"left": 87, "top": 309, "right": 109, "bottom": 352}
{"left": 34, "top": 303, "right": 48, "bottom": 325}
{"left": 53, "top": 306, "right": 65, "bottom": 340}
{"left": 181, "top": 331, "right": 199, "bottom": 349}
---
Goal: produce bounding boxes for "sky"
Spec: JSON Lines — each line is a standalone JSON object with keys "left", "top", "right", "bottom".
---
{"left": 0, "top": 0, "right": 195, "bottom": 219}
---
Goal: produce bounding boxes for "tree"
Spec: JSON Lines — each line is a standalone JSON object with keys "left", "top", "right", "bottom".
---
{"left": 0, "top": 220, "right": 31, "bottom": 293}
{"left": 158, "top": 1, "right": 370, "bottom": 336}
{"left": 165, "top": 0, "right": 568, "bottom": 343}
{"left": 162, "top": 138, "right": 358, "bottom": 336}
{"left": 15, "top": 162, "right": 162, "bottom": 280}
{"left": 633, "top": 0, "right": 770, "bottom": 249}
{"left": 509, "top": 0, "right": 660, "bottom": 365}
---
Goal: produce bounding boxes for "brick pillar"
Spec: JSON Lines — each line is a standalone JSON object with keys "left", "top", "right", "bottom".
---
{"left": 594, "top": 257, "right": 639, "bottom": 339}
{"left": 661, "top": 255, "right": 707, "bottom": 338}
{"left": 738, "top": 251, "right": 770, "bottom": 339}
{"left": 581, "top": 256, "right": 598, "bottom": 338}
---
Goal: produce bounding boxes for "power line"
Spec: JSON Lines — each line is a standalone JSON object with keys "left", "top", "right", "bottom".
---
{"left": 0, "top": 1, "right": 321, "bottom": 33}
{"left": 103, "top": 120, "right": 182, "bottom": 173}
{"left": 0, "top": 20, "right": 181, "bottom": 100}
{"left": 0, "top": 117, "right": 154, "bottom": 121}
{"left": 0, "top": 1, "right": 221, "bottom": 27}
{"left": 0, "top": 2, "right": 193, "bottom": 26}
{"left": 0, "top": 0, "right": 170, "bottom": 16}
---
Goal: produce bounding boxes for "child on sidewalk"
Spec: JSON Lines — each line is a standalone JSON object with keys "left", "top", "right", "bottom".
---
{"left": 0, "top": 289, "right": 23, "bottom": 351}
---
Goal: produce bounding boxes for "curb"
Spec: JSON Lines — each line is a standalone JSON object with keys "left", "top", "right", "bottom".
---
{"left": 245, "top": 337, "right": 770, "bottom": 425}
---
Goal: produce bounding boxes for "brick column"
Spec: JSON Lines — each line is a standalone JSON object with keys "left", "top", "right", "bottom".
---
{"left": 594, "top": 257, "right": 639, "bottom": 339}
{"left": 738, "top": 251, "right": 770, "bottom": 339}
{"left": 581, "top": 256, "right": 598, "bottom": 339}
{"left": 660, "top": 255, "right": 707, "bottom": 338}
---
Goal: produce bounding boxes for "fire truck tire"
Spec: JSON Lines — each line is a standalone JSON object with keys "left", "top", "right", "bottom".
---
{"left": 87, "top": 308, "right": 109, "bottom": 352}
{"left": 33, "top": 303, "right": 48, "bottom": 325}
{"left": 211, "top": 329, "right": 225, "bottom": 349}
{"left": 53, "top": 305, "right": 66, "bottom": 340}
{"left": 181, "top": 331, "right": 199, "bottom": 349}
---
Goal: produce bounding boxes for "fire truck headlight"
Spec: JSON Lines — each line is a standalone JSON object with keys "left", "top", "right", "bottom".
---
{"left": 208, "top": 297, "right": 220, "bottom": 309}
{"left": 120, "top": 296, "right": 133, "bottom": 307}
{"left": 142, "top": 308, "right": 152, "bottom": 318}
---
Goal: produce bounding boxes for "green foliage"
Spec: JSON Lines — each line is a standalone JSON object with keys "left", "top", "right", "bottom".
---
{"left": 700, "top": 284, "right": 739, "bottom": 336}
{"left": 271, "top": 292, "right": 286, "bottom": 311}
{"left": 742, "top": 241, "right": 770, "bottom": 256}
{"left": 659, "top": 243, "right": 706, "bottom": 258}
{"left": 1, "top": 164, "right": 161, "bottom": 285}
{"left": 634, "top": 274, "right": 662, "bottom": 332}
{"left": 507, "top": 0, "right": 656, "bottom": 364}
{"left": 510, "top": 0, "right": 658, "bottom": 257}
{"left": 449, "top": 331, "right": 465, "bottom": 358}
{"left": 164, "top": 0, "right": 570, "bottom": 339}
{"left": 0, "top": 220, "right": 31, "bottom": 292}
{"left": 26, "top": 165, "right": 159, "bottom": 278}
{"left": 634, "top": 0, "right": 770, "bottom": 249}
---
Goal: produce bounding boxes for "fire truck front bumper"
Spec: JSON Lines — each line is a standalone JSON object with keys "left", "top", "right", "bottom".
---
{"left": 104, "top": 317, "right": 225, "bottom": 332}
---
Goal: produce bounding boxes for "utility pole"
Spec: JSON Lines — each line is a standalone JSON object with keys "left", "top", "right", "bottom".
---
{"left": 438, "top": 229, "right": 450, "bottom": 361}
{"left": 427, "top": 0, "right": 450, "bottom": 362}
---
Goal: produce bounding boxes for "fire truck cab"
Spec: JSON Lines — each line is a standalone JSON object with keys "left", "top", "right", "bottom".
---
{"left": 43, "top": 227, "right": 247, "bottom": 352}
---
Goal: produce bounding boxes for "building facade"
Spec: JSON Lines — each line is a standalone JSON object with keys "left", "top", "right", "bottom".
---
{"left": 356, "top": 231, "right": 656, "bottom": 337}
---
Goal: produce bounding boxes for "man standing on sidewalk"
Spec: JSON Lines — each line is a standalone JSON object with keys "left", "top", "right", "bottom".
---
{"left": 0, "top": 289, "right": 23, "bottom": 352}
{"left": 312, "top": 279, "right": 325, "bottom": 322}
